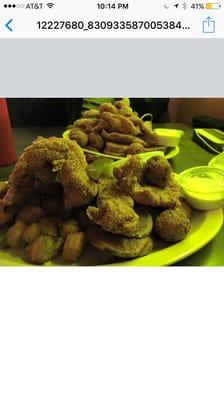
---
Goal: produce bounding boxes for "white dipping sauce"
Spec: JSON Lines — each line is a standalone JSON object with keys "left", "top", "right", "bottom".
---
{"left": 182, "top": 176, "right": 224, "bottom": 210}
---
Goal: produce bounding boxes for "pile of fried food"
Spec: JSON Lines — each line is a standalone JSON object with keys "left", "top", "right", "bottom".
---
{"left": 0, "top": 136, "right": 192, "bottom": 265}
{"left": 68, "top": 98, "right": 162, "bottom": 158}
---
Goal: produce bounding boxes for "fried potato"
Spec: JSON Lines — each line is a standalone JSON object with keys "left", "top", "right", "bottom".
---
{"left": 26, "top": 235, "right": 63, "bottom": 264}
{"left": 17, "top": 206, "right": 45, "bottom": 224}
{"left": 62, "top": 232, "right": 85, "bottom": 262}
{"left": 6, "top": 220, "right": 26, "bottom": 248}
{"left": 23, "top": 223, "right": 41, "bottom": 244}
{"left": 88, "top": 226, "right": 153, "bottom": 259}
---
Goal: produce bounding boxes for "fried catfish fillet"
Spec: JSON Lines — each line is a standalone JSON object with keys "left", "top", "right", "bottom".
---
{"left": 114, "top": 156, "right": 180, "bottom": 209}
{"left": 87, "top": 225, "right": 153, "bottom": 259}
{"left": 2, "top": 137, "right": 97, "bottom": 210}
{"left": 87, "top": 177, "right": 140, "bottom": 237}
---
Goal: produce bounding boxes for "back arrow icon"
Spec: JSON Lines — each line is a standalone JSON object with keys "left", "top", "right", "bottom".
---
{"left": 5, "top": 19, "right": 13, "bottom": 32}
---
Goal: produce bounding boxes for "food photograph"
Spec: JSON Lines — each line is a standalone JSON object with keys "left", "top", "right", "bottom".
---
{"left": 0, "top": 97, "right": 224, "bottom": 266}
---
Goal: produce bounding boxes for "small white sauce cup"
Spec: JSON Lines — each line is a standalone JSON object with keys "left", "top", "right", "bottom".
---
{"left": 179, "top": 166, "right": 224, "bottom": 210}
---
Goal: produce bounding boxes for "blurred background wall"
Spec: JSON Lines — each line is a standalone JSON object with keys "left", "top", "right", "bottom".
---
{"left": 169, "top": 98, "right": 224, "bottom": 123}
{"left": 6, "top": 98, "right": 224, "bottom": 126}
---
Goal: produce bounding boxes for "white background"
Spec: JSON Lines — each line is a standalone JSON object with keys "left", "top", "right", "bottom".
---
{"left": 0, "top": 267, "right": 224, "bottom": 400}
{"left": 0, "top": 14, "right": 224, "bottom": 399}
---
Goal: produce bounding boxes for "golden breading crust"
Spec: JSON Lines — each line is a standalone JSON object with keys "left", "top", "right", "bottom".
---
{"left": 101, "top": 130, "right": 148, "bottom": 146}
{"left": 154, "top": 209, "right": 191, "bottom": 242}
{"left": 114, "top": 156, "right": 180, "bottom": 209}
{"left": 102, "top": 112, "right": 140, "bottom": 135}
{"left": 87, "top": 177, "right": 139, "bottom": 237}
{"left": 2, "top": 137, "right": 97, "bottom": 210}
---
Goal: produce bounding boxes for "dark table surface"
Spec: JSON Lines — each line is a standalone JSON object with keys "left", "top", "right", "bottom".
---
{"left": 0, "top": 124, "right": 223, "bottom": 266}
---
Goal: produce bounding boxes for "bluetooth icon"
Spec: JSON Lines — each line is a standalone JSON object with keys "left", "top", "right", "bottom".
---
{"left": 182, "top": 2, "right": 187, "bottom": 9}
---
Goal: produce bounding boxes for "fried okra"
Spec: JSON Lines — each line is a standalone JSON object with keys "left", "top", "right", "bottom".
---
{"left": 0, "top": 182, "right": 8, "bottom": 198}
{"left": 59, "top": 219, "right": 80, "bottom": 238}
{"left": 26, "top": 235, "right": 63, "bottom": 264}
{"left": 6, "top": 220, "right": 26, "bottom": 248}
{"left": 39, "top": 217, "right": 58, "bottom": 237}
{"left": 22, "top": 223, "right": 41, "bottom": 244}
{"left": 17, "top": 206, "right": 44, "bottom": 224}
{"left": 62, "top": 232, "right": 85, "bottom": 262}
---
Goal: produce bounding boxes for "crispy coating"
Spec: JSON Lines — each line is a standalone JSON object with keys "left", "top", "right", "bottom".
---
{"left": 102, "top": 112, "right": 139, "bottom": 135}
{"left": 154, "top": 209, "right": 191, "bottom": 242}
{"left": 88, "top": 225, "right": 153, "bottom": 259}
{"left": 104, "top": 142, "right": 129, "bottom": 157}
{"left": 26, "top": 235, "right": 63, "bottom": 264}
{"left": 59, "top": 219, "right": 80, "bottom": 238}
{"left": 101, "top": 130, "right": 148, "bottom": 146}
{"left": 74, "top": 118, "right": 99, "bottom": 132}
{"left": 62, "top": 232, "right": 85, "bottom": 262}
{"left": 87, "top": 177, "right": 140, "bottom": 237}
{"left": 144, "top": 156, "right": 171, "bottom": 188}
{"left": 17, "top": 206, "right": 44, "bottom": 224}
{"left": 82, "top": 109, "right": 100, "bottom": 118}
{"left": 126, "top": 143, "right": 145, "bottom": 155}
{"left": 177, "top": 198, "right": 192, "bottom": 220}
{"left": 0, "top": 182, "right": 8, "bottom": 198}
{"left": 114, "top": 98, "right": 130, "bottom": 109}
{"left": 139, "top": 121, "right": 158, "bottom": 146}
{"left": 132, "top": 207, "right": 153, "bottom": 238}
{"left": 99, "top": 103, "right": 118, "bottom": 115}
{"left": 39, "top": 217, "right": 58, "bottom": 237}
{"left": 2, "top": 137, "right": 97, "bottom": 209}
{"left": 88, "top": 132, "right": 104, "bottom": 150}
{"left": 22, "top": 223, "right": 41, "bottom": 244}
{"left": 6, "top": 220, "right": 26, "bottom": 248}
{"left": 69, "top": 129, "right": 89, "bottom": 147}
{"left": 114, "top": 156, "right": 180, "bottom": 208}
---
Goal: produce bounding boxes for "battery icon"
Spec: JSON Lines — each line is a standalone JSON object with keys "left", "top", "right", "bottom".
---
{"left": 206, "top": 3, "right": 221, "bottom": 9}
